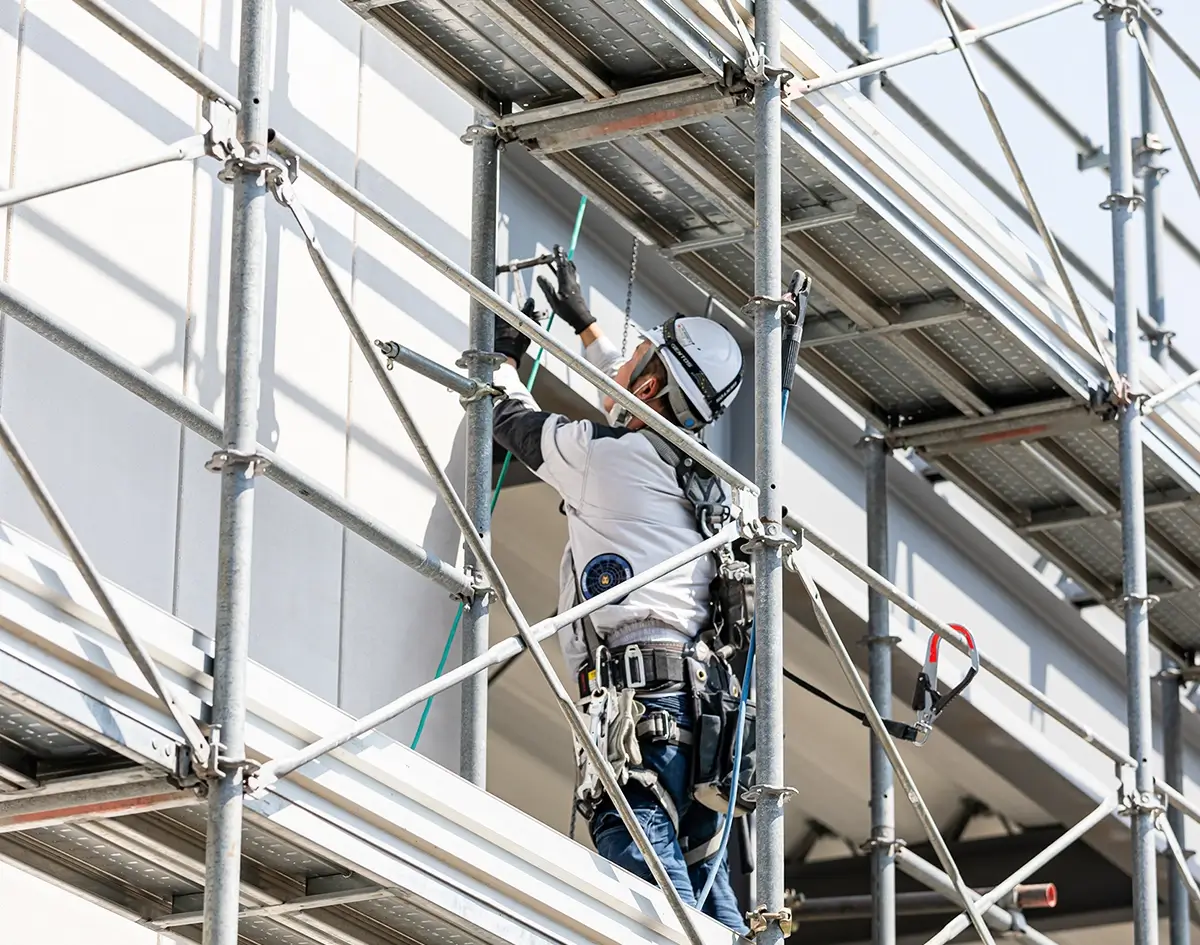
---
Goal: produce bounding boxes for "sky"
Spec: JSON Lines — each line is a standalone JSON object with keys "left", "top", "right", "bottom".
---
{"left": 787, "top": 0, "right": 1200, "bottom": 380}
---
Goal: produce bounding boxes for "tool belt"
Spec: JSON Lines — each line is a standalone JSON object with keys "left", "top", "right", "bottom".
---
{"left": 571, "top": 641, "right": 757, "bottom": 832}
{"left": 687, "top": 651, "right": 756, "bottom": 818}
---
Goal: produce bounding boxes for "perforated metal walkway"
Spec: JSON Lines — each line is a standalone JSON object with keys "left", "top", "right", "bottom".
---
{"left": 351, "top": 0, "right": 1200, "bottom": 653}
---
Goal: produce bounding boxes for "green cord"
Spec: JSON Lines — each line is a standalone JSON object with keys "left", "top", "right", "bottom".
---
{"left": 411, "top": 196, "right": 586, "bottom": 751}
{"left": 567, "top": 196, "right": 587, "bottom": 260}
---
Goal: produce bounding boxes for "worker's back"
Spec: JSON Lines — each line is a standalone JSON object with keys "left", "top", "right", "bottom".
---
{"left": 546, "top": 421, "right": 717, "bottom": 681}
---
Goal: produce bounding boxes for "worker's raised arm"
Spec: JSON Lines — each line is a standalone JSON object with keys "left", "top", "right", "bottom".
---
{"left": 490, "top": 303, "right": 595, "bottom": 506}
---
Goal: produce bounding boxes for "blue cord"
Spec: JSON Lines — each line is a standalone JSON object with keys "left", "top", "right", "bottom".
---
{"left": 695, "top": 625, "right": 755, "bottom": 908}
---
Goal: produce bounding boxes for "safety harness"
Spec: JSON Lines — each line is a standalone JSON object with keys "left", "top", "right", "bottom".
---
{"left": 569, "top": 425, "right": 753, "bottom": 832}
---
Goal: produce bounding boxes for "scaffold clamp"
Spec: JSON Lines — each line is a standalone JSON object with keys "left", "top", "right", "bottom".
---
{"left": 911, "top": 623, "right": 980, "bottom": 745}
{"left": 201, "top": 101, "right": 241, "bottom": 163}
{"left": 747, "top": 906, "right": 794, "bottom": 939}
{"left": 742, "top": 783, "right": 800, "bottom": 805}
{"left": 206, "top": 449, "right": 271, "bottom": 477}
{"left": 460, "top": 121, "right": 499, "bottom": 147}
{"left": 452, "top": 565, "right": 492, "bottom": 605}
{"left": 1100, "top": 192, "right": 1145, "bottom": 212}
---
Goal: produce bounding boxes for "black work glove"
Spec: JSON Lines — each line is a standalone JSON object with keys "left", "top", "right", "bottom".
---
{"left": 536, "top": 246, "right": 595, "bottom": 335}
{"left": 493, "top": 298, "right": 543, "bottom": 364}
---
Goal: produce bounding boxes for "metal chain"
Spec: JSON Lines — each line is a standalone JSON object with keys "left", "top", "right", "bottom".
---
{"left": 620, "top": 238, "right": 639, "bottom": 357}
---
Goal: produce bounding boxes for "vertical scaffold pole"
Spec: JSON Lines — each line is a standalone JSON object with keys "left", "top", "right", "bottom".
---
{"left": 461, "top": 116, "right": 499, "bottom": 788}
{"left": 752, "top": 0, "right": 786, "bottom": 936}
{"left": 1105, "top": 9, "right": 1158, "bottom": 945}
{"left": 1138, "top": 24, "right": 1168, "bottom": 364}
{"left": 203, "top": 0, "right": 271, "bottom": 942}
{"left": 859, "top": 0, "right": 880, "bottom": 101}
{"left": 863, "top": 437, "right": 895, "bottom": 945}
{"left": 1163, "top": 655, "right": 1190, "bottom": 945}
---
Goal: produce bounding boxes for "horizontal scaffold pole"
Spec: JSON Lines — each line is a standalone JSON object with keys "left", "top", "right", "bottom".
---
{"left": 0, "top": 282, "right": 475, "bottom": 597}
{"left": 252, "top": 522, "right": 737, "bottom": 781}
{"left": 269, "top": 134, "right": 757, "bottom": 499}
{"left": 789, "top": 0, "right": 1085, "bottom": 97}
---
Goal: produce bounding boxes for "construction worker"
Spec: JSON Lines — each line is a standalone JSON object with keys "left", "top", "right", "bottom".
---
{"left": 490, "top": 250, "right": 749, "bottom": 934}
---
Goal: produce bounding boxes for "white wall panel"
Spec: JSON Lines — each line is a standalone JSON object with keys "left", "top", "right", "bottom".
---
{"left": 0, "top": 0, "right": 201, "bottom": 611}
{"left": 0, "top": 324, "right": 183, "bottom": 607}
{"left": 0, "top": 861, "right": 166, "bottom": 944}
{"left": 336, "top": 24, "right": 473, "bottom": 770}
{"left": 339, "top": 529, "right": 462, "bottom": 770}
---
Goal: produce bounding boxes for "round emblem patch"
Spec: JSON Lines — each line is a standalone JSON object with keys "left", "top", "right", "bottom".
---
{"left": 580, "top": 553, "right": 635, "bottom": 604}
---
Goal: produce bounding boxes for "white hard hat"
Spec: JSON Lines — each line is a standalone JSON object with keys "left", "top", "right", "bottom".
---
{"left": 638, "top": 316, "right": 744, "bottom": 429}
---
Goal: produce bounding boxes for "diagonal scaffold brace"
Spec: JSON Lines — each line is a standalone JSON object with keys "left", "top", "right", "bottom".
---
{"left": 259, "top": 157, "right": 713, "bottom": 945}
{"left": 933, "top": 0, "right": 1122, "bottom": 397}
{"left": 786, "top": 549, "right": 997, "bottom": 945}
{"left": 1155, "top": 806, "right": 1200, "bottom": 914}
{"left": 0, "top": 413, "right": 212, "bottom": 776}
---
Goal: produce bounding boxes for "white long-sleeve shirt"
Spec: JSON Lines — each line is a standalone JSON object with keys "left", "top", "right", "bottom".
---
{"left": 491, "top": 335, "right": 716, "bottom": 682}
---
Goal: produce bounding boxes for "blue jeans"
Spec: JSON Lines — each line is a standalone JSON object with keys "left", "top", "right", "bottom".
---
{"left": 589, "top": 693, "right": 747, "bottom": 934}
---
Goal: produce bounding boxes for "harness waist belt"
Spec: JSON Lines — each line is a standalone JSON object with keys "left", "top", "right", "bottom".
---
{"left": 578, "top": 642, "right": 689, "bottom": 697}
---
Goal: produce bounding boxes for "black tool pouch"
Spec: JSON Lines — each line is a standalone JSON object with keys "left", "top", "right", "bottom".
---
{"left": 687, "top": 656, "right": 757, "bottom": 817}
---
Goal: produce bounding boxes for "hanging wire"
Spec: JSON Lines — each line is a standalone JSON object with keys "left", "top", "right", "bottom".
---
{"left": 620, "top": 238, "right": 639, "bottom": 357}
{"left": 935, "top": 0, "right": 1122, "bottom": 396}
{"left": 411, "top": 196, "right": 588, "bottom": 751}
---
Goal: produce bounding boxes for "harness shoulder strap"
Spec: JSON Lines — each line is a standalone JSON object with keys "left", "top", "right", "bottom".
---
{"left": 640, "top": 428, "right": 684, "bottom": 471}
{"left": 639, "top": 430, "right": 730, "bottom": 538}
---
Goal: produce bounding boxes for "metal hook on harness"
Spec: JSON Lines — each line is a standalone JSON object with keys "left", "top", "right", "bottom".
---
{"left": 911, "top": 623, "right": 980, "bottom": 745}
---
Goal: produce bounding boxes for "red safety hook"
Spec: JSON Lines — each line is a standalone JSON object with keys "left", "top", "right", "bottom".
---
{"left": 910, "top": 623, "right": 980, "bottom": 745}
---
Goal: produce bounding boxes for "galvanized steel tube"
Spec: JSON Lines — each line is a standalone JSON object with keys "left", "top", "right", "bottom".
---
{"left": 792, "top": 562, "right": 996, "bottom": 945}
{"left": 864, "top": 438, "right": 895, "bottom": 945}
{"left": 204, "top": 1, "right": 271, "bottom": 942}
{"left": 253, "top": 525, "right": 738, "bottom": 786}
{"left": 795, "top": 0, "right": 1084, "bottom": 97}
{"left": 923, "top": 793, "right": 1118, "bottom": 945}
{"left": 461, "top": 117, "right": 499, "bottom": 788}
{"left": 1139, "top": 25, "right": 1168, "bottom": 365}
{"left": 894, "top": 849, "right": 1060, "bottom": 945}
{"left": 753, "top": 0, "right": 786, "bottom": 935}
{"left": 269, "top": 134, "right": 755, "bottom": 498}
{"left": 858, "top": 0, "right": 879, "bottom": 102}
{"left": 1106, "top": 12, "right": 1159, "bottom": 945}
{"left": 0, "top": 283, "right": 473, "bottom": 596}
{"left": 786, "top": 511, "right": 1136, "bottom": 767}
{"left": 1163, "top": 660, "right": 1190, "bottom": 945}
{"left": 276, "top": 200, "right": 708, "bottom": 945}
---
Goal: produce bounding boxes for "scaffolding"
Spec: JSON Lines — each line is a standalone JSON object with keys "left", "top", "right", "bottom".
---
{"left": 0, "top": 1, "right": 1198, "bottom": 945}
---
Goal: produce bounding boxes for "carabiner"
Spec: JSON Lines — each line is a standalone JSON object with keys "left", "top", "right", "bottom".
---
{"left": 910, "top": 624, "right": 980, "bottom": 745}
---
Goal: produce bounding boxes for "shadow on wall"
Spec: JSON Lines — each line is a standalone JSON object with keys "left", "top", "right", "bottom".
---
{"left": 0, "top": 0, "right": 472, "bottom": 437}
